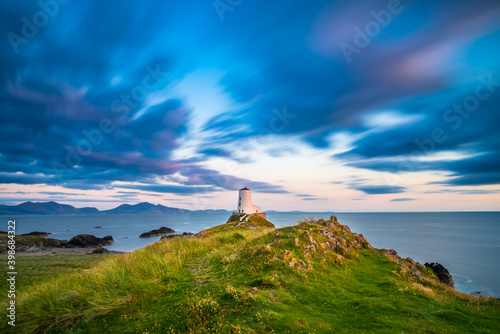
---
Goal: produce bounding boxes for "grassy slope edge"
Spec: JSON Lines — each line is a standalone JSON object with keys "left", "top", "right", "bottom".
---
{"left": 2, "top": 216, "right": 499, "bottom": 333}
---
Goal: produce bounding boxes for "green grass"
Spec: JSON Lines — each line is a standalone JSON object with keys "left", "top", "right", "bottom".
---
{"left": 246, "top": 215, "right": 275, "bottom": 227}
{"left": 1, "top": 217, "right": 499, "bottom": 333}
{"left": 206, "top": 214, "right": 275, "bottom": 234}
{"left": 0, "top": 255, "right": 110, "bottom": 297}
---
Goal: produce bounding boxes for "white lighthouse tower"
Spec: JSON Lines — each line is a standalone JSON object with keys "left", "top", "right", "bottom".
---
{"left": 237, "top": 187, "right": 261, "bottom": 214}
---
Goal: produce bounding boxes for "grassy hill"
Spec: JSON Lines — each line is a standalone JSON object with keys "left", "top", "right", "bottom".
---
{"left": 2, "top": 216, "right": 499, "bottom": 333}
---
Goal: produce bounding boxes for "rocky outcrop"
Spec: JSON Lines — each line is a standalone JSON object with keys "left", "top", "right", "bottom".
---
{"left": 381, "top": 249, "right": 427, "bottom": 280}
{"left": 0, "top": 235, "right": 68, "bottom": 253}
{"left": 197, "top": 230, "right": 208, "bottom": 237}
{"left": 67, "top": 234, "right": 114, "bottom": 248}
{"left": 160, "top": 232, "right": 194, "bottom": 240}
{"left": 92, "top": 246, "right": 109, "bottom": 254}
{"left": 261, "top": 215, "right": 440, "bottom": 287}
{"left": 425, "top": 262, "right": 455, "bottom": 288}
{"left": 139, "top": 227, "right": 175, "bottom": 238}
{"left": 21, "top": 231, "right": 52, "bottom": 236}
{"left": 236, "top": 214, "right": 275, "bottom": 228}
{"left": 102, "top": 235, "right": 113, "bottom": 243}
{"left": 226, "top": 214, "right": 241, "bottom": 224}
{"left": 262, "top": 215, "right": 373, "bottom": 271}
{"left": 0, "top": 233, "right": 115, "bottom": 253}
{"left": 29, "top": 237, "right": 67, "bottom": 248}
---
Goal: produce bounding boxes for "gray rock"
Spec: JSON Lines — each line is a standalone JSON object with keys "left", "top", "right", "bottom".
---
{"left": 425, "top": 262, "right": 455, "bottom": 288}
{"left": 67, "top": 234, "right": 114, "bottom": 248}
{"left": 26, "top": 246, "right": 43, "bottom": 252}
{"left": 92, "top": 246, "right": 109, "bottom": 254}
{"left": 140, "top": 226, "right": 175, "bottom": 238}
{"left": 160, "top": 232, "right": 194, "bottom": 240}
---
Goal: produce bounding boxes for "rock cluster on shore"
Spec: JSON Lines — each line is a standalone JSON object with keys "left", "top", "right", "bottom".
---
{"left": 425, "top": 262, "right": 455, "bottom": 287}
{"left": 160, "top": 232, "right": 194, "bottom": 240}
{"left": 21, "top": 231, "right": 52, "bottom": 236}
{"left": 0, "top": 232, "right": 115, "bottom": 254}
{"left": 92, "top": 246, "right": 110, "bottom": 254}
{"left": 139, "top": 226, "right": 175, "bottom": 238}
{"left": 67, "top": 234, "right": 113, "bottom": 248}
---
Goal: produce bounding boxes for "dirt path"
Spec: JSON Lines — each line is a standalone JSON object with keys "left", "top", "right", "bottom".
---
{"left": 188, "top": 257, "right": 214, "bottom": 286}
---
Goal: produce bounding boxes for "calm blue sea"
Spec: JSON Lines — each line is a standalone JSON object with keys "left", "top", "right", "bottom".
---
{"left": 4, "top": 212, "right": 499, "bottom": 297}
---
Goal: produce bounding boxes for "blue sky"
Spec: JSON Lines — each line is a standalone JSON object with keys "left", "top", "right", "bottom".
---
{"left": 1, "top": 0, "right": 499, "bottom": 211}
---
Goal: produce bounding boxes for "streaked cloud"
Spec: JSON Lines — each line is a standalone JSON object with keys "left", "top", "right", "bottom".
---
{"left": 0, "top": 0, "right": 499, "bottom": 210}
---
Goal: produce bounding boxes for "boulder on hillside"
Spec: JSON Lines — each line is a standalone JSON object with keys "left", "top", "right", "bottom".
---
{"left": 67, "top": 234, "right": 114, "bottom": 248}
{"left": 102, "top": 235, "right": 113, "bottom": 245}
{"left": 425, "top": 262, "right": 455, "bottom": 288}
{"left": 197, "top": 230, "right": 208, "bottom": 238}
{"left": 92, "top": 246, "right": 109, "bottom": 254}
{"left": 139, "top": 226, "right": 175, "bottom": 238}
{"left": 160, "top": 232, "right": 194, "bottom": 240}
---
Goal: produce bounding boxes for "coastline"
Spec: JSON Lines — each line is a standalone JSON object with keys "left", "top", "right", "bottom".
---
{"left": 4, "top": 212, "right": 499, "bottom": 296}
{"left": 5, "top": 215, "right": 498, "bottom": 333}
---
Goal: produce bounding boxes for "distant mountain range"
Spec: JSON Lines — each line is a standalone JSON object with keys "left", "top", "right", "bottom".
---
{"left": 0, "top": 201, "right": 230, "bottom": 216}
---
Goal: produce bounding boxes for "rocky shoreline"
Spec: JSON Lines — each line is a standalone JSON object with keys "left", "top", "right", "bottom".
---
{"left": 139, "top": 226, "right": 175, "bottom": 238}
{"left": 0, "top": 223, "right": 458, "bottom": 288}
{"left": 1, "top": 226, "right": 180, "bottom": 256}
{"left": 0, "top": 232, "right": 124, "bottom": 256}
{"left": 1, "top": 247, "right": 125, "bottom": 257}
